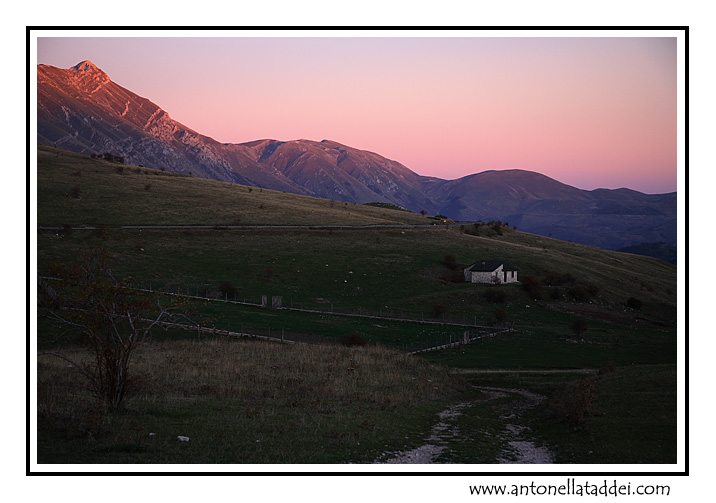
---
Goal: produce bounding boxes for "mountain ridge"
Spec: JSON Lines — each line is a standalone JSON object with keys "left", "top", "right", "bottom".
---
{"left": 36, "top": 61, "right": 676, "bottom": 251}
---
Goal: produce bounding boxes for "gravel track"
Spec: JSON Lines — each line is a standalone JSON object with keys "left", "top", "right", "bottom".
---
{"left": 374, "top": 386, "right": 554, "bottom": 464}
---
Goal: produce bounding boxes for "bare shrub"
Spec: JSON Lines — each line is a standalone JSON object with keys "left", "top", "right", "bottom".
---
{"left": 442, "top": 269, "right": 464, "bottom": 283}
{"left": 598, "top": 361, "right": 617, "bottom": 376}
{"left": 544, "top": 271, "right": 576, "bottom": 286}
{"left": 442, "top": 254, "right": 458, "bottom": 270}
{"left": 263, "top": 267, "right": 275, "bottom": 281}
{"left": 546, "top": 376, "right": 596, "bottom": 427}
{"left": 521, "top": 275, "right": 543, "bottom": 300}
{"left": 494, "top": 308, "right": 507, "bottom": 324}
{"left": 570, "top": 317, "right": 588, "bottom": 336}
{"left": 90, "top": 227, "right": 111, "bottom": 240}
{"left": 341, "top": 333, "right": 369, "bottom": 347}
{"left": 38, "top": 248, "right": 192, "bottom": 409}
{"left": 218, "top": 281, "right": 239, "bottom": 297}
{"left": 627, "top": 297, "right": 643, "bottom": 310}
{"left": 431, "top": 304, "right": 448, "bottom": 319}
{"left": 586, "top": 283, "right": 600, "bottom": 297}
{"left": 568, "top": 284, "right": 589, "bottom": 302}
{"left": 484, "top": 287, "right": 507, "bottom": 304}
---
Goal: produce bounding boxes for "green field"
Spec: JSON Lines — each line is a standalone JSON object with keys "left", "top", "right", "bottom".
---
{"left": 34, "top": 146, "right": 680, "bottom": 465}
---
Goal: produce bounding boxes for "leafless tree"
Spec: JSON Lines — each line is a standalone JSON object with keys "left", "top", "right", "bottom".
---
{"left": 38, "top": 248, "right": 193, "bottom": 408}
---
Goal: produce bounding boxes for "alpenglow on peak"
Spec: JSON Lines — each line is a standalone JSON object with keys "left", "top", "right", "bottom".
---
{"left": 71, "top": 60, "right": 101, "bottom": 73}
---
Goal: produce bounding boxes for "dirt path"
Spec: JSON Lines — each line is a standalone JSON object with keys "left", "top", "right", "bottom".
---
{"left": 479, "top": 386, "right": 555, "bottom": 464}
{"left": 374, "top": 402, "right": 471, "bottom": 464}
{"left": 374, "top": 386, "right": 554, "bottom": 464}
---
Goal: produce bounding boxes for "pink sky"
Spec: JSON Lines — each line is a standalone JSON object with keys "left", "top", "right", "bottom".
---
{"left": 37, "top": 35, "right": 677, "bottom": 193}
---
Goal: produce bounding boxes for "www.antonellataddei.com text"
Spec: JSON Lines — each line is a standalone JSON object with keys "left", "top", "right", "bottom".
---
{"left": 469, "top": 478, "right": 671, "bottom": 497}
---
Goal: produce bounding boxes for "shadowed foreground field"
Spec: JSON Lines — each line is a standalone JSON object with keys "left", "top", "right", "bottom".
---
{"left": 36, "top": 335, "right": 677, "bottom": 464}
{"left": 37, "top": 337, "right": 464, "bottom": 464}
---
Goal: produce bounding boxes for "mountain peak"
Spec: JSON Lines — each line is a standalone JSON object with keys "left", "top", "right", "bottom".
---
{"left": 66, "top": 60, "right": 110, "bottom": 91}
{"left": 71, "top": 60, "right": 101, "bottom": 73}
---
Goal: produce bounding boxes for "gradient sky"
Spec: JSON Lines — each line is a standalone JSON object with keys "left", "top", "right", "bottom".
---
{"left": 36, "top": 34, "right": 678, "bottom": 193}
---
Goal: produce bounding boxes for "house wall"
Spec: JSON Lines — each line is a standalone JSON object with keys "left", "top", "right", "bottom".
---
{"left": 463, "top": 265, "right": 474, "bottom": 282}
{"left": 471, "top": 264, "right": 503, "bottom": 284}
{"left": 471, "top": 271, "right": 497, "bottom": 283}
{"left": 465, "top": 263, "right": 519, "bottom": 284}
{"left": 503, "top": 270, "right": 519, "bottom": 284}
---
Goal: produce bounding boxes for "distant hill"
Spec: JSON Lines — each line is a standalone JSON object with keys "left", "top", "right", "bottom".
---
{"left": 37, "top": 61, "right": 676, "bottom": 251}
{"left": 424, "top": 170, "right": 677, "bottom": 250}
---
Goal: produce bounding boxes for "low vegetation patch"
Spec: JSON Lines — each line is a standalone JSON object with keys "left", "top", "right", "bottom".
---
{"left": 532, "top": 364, "right": 677, "bottom": 463}
{"left": 460, "top": 220, "right": 512, "bottom": 237}
{"left": 37, "top": 337, "right": 464, "bottom": 464}
{"left": 363, "top": 202, "right": 409, "bottom": 212}
{"left": 340, "top": 333, "right": 369, "bottom": 347}
{"left": 483, "top": 287, "right": 507, "bottom": 304}
{"left": 626, "top": 297, "right": 643, "bottom": 310}
{"left": 545, "top": 375, "right": 597, "bottom": 428}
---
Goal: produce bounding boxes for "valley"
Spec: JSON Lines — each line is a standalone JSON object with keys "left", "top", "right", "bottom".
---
{"left": 34, "top": 147, "right": 678, "bottom": 465}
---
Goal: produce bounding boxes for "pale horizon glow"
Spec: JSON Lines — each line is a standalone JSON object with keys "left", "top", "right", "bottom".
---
{"left": 37, "top": 35, "right": 677, "bottom": 194}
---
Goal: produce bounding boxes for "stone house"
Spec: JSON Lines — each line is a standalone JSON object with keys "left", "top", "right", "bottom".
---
{"left": 464, "top": 260, "right": 519, "bottom": 284}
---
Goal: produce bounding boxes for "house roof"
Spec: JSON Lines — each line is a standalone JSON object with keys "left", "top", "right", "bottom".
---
{"left": 468, "top": 260, "right": 518, "bottom": 272}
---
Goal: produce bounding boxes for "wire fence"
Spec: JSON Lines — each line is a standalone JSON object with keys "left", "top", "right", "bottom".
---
{"left": 41, "top": 276, "right": 516, "bottom": 353}
{"left": 161, "top": 320, "right": 344, "bottom": 347}
{"left": 178, "top": 321, "right": 515, "bottom": 354}
{"left": 135, "top": 282, "right": 486, "bottom": 328}
{"left": 401, "top": 324, "right": 515, "bottom": 354}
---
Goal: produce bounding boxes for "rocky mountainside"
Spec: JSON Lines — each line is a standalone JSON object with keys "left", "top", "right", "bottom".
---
{"left": 37, "top": 61, "right": 435, "bottom": 209}
{"left": 37, "top": 61, "right": 676, "bottom": 251}
{"left": 237, "top": 138, "right": 438, "bottom": 213}
{"left": 37, "top": 61, "right": 302, "bottom": 193}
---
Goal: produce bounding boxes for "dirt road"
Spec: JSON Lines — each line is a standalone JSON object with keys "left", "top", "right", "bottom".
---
{"left": 375, "top": 385, "right": 555, "bottom": 464}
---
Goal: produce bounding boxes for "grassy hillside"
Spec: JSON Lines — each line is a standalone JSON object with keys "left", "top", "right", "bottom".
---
{"left": 36, "top": 144, "right": 677, "bottom": 366}
{"left": 36, "top": 145, "right": 434, "bottom": 227}
{"left": 35, "top": 146, "right": 679, "bottom": 465}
